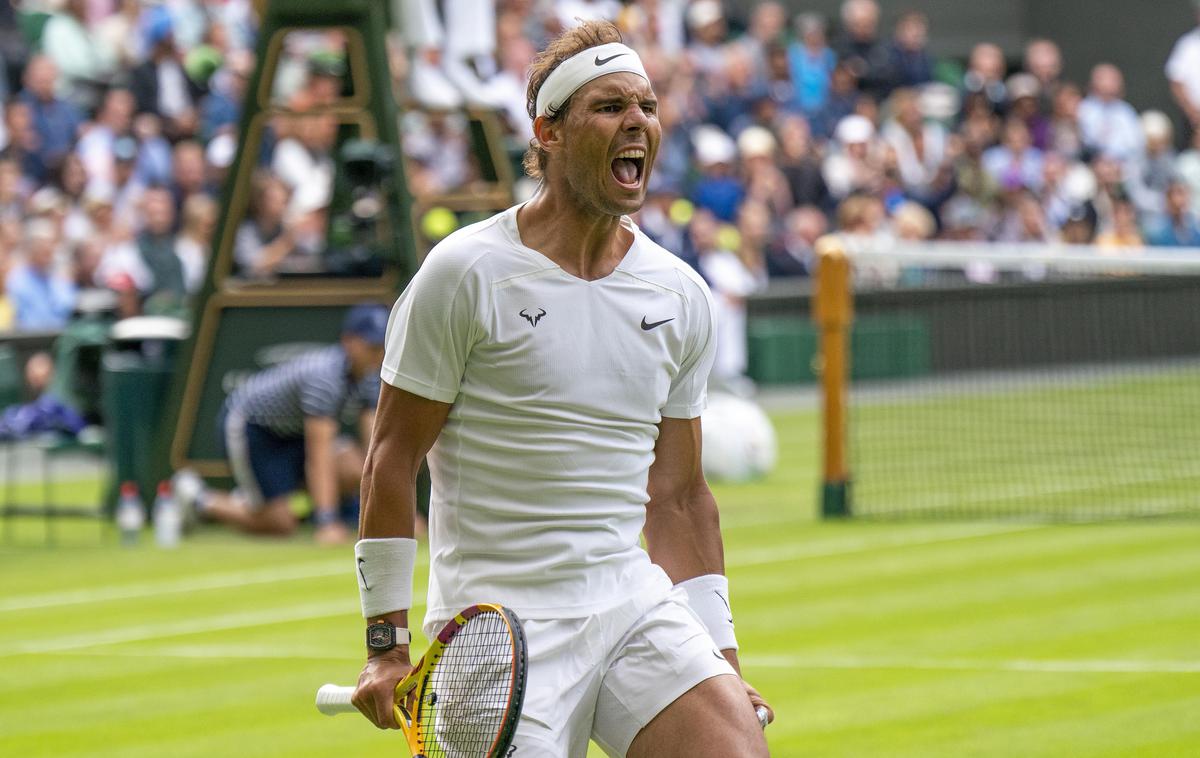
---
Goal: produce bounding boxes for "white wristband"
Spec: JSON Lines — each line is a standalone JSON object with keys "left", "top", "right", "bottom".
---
{"left": 354, "top": 538, "right": 417, "bottom": 619}
{"left": 678, "top": 574, "right": 738, "bottom": 651}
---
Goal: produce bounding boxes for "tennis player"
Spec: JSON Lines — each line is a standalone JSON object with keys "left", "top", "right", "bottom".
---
{"left": 352, "top": 21, "right": 773, "bottom": 757}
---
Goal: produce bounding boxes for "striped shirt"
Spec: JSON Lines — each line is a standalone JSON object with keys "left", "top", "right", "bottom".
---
{"left": 228, "top": 345, "right": 380, "bottom": 438}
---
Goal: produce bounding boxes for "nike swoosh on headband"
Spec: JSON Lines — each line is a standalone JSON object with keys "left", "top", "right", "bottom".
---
{"left": 594, "top": 52, "right": 627, "bottom": 66}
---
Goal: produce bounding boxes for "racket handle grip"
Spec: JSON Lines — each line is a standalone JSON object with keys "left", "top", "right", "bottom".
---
{"left": 315, "top": 684, "right": 358, "bottom": 715}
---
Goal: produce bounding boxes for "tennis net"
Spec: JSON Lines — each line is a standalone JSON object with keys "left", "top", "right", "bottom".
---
{"left": 814, "top": 237, "right": 1200, "bottom": 520}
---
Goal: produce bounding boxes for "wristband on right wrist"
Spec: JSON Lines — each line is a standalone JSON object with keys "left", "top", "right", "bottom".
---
{"left": 677, "top": 573, "right": 738, "bottom": 651}
{"left": 355, "top": 538, "right": 418, "bottom": 619}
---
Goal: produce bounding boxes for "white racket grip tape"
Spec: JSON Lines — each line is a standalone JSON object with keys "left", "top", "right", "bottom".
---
{"left": 315, "top": 684, "right": 358, "bottom": 715}
{"left": 756, "top": 706, "right": 770, "bottom": 730}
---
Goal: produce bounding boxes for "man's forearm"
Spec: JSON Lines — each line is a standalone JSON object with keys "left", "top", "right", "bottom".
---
{"left": 358, "top": 435, "right": 419, "bottom": 539}
{"left": 643, "top": 480, "right": 725, "bottom": 583}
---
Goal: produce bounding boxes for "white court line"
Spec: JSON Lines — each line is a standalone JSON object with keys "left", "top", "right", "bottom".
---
{"left": 741, "top": 654, "right": 1200, "bottom": 675}
{"left": 0, "top": 560, "right": 352, "bottom": 613}
{"left": 3, "top": 524, "right": 1041, "bottom": 614}
{"left": 0, "top": 600, "right": 359, "bottom": 656}
{"left": 47, "top": 645, "right": 1200, "bottom": 675}
{"left": 724, "top": 523, "right": 1043, "bottom": 568}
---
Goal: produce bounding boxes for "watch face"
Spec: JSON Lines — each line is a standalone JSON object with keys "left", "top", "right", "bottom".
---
{"left": 367, "top": 624, "right": 393, "bottom": 649}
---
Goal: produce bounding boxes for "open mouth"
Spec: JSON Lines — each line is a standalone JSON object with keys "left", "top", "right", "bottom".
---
{"left": 611, "top": 148, "right": 646, "bottom": 189}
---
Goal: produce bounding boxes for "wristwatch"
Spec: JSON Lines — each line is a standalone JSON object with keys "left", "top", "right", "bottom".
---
{"left": 366, "top": 622, "right": 412, "bottom": 652}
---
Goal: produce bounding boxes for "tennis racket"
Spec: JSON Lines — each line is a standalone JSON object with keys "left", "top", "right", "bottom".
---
{"left": 317, "top": 603, "right": 528, "bottom": 758}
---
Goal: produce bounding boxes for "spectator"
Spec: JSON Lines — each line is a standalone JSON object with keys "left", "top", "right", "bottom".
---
{"left": 175, "top": 193, "right": 217, "bottom": 294}
{"left": 811, "top": 60, "right": 859, "bottom": 139}
{"left": 983, "top": 118, "right": 1044, "bottom": 193}
{"left": 1023, "top": 38, "right": 1063, "bottom": 113}
{"left": 17, "top": 55, "right": 83, "bottom": 176}
{"left": 691, "top": 208, "right": 762, "bottom": 382}
{"left": 1128, "top": 111, "right": 1178, "bottom": 216}
{"left": 5, "top": 219, "right": 76, "bottom": 329}
{"left": 777, "top": 114, "right": 831, "bottom": 210}
{"left": 1177, "top": 127, "right": 1200, "bottom": 213}
{"left": 96, "top": 0, "right": 147, "bottom": 72}
{"left": 737, "top": 126, "right": 790, "bottom": 217}
{"left": 994, "top": 188, "right": 1054, "bottom": 242}
{"left": 54, "top": 153, "right": 90, "bottom": 243}
{"left": 1048, "top": 81, "right": 1085, "bottom": 161}
{"left": 40, "top": 0, "right": 114, "bottom": 111}
{"left": 684, "top": 0, "right": 728, "bottom": 79}
{"left": 170, "top": 139, "right": 212, "bottom": 210}
{"left": 1144, "top": 180, "right": 1200, "bottom": 247}
{"left": 200, "top": 50, "right": 251, "bottom": 142}
{"left": 1078, "top": 63, "right": 1143, "bottom": 162}
{"left": 98, "top": 186, "right": 187, "bottom": 312}
{"left": 690, "top": 125, "right": 743, "bottom": 222}
{"left": 962, "top": 42, "right": 1007, "bottom": 115}
{"left": 833, "top": 0, "right": 893, "bottom": 99}
{"left": 767, "top": 205, "right": 826, "bottom": 277}
{"left": 1166, "top": 0, "right": 1200, "bottom": 137}
{"left": 1096, "top": 195, "right": 1144, "bottom": 249}
{"left": 130, "top": 7, "right": 201, "bottom": 141}
{"left": 823, "top": 114, "right": 885, "bottom": 200}
{"left": 888, "top": 10, "right": 934, "bottom": 90}
{"left": 881, "top": 87, "right": 949, "bottom": 197}
{"left": 76, "top": 88, "right": 136, "bottom": 191}
{"left": 787, "top": 13, "right": 836, "bottom": 117}
{"left": 234, "top": 170, "right": 297, "bottom": 277}
{"left": 1006, "top": 73, "right": 1050, "bottom": 150}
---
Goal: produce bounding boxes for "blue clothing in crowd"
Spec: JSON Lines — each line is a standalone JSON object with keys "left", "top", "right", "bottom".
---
{"left": 5, "top": 264, "right": 77, "bottom": 330}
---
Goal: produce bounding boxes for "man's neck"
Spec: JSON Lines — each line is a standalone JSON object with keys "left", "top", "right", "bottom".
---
{"left": 516, "top": 188, "right": 632, "bottom": 281}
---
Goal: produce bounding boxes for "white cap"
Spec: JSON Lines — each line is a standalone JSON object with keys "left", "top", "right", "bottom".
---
{"left": 737, "top": 125, "right": 776, "bottom": 158}
{"left": 835, "top": 114, "right": 875, "bottom": 145}
{"left": 693, "top": 125, "right": 737, "bottom": 165}
{"left": 1141, "top": 110, "right": 1173, "bottom": 142}
{"left": 687, "top": 0, "right": 724, "bottom": 29}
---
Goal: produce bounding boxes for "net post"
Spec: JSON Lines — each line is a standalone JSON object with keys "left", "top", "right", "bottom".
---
{"left": 813, "top": 236, "right": 853, "bottom": 518}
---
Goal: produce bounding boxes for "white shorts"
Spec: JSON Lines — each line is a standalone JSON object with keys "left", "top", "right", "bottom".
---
{"left": 428, "top": 588, "right": 736, "bottom": 758}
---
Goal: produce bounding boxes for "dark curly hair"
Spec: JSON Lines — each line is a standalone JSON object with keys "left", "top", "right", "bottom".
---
{"left": 522, "top": 20, "right": 624, "bottom": 180}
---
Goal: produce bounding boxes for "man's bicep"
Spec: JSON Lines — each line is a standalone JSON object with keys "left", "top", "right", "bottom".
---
{"left": 369, "top": 382, "right": 453, "bottom": 466}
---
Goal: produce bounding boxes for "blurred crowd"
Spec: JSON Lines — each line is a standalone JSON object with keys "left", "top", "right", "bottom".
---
{"left": 2, "top": 0, "right": 1200, "bottom": 342}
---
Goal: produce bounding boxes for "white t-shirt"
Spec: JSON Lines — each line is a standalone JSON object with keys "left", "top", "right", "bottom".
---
{"left": 1166, "top": 28, "right": 1200, "bottom": 111}
{"left": 382, "top": 205, "right": 717, "bottom": 623}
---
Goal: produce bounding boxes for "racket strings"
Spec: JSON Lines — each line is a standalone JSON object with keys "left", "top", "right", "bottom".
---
{"left": 420, "top": 612, "right": 517, "bottom": 757}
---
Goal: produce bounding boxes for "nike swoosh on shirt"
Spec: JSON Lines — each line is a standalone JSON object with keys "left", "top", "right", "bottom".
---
{"left": 641, "top": 316, "right": 674, "bottom": 330}
{"left": 594, "top": 53, "right": 627, "bottom": 66}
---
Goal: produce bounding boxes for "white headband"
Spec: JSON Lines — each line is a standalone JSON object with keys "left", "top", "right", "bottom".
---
{"left": 534, "top": 42, "right": 649, "bottom": 118}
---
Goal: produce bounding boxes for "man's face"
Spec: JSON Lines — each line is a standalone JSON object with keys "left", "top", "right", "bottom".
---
{"left": 550, "top": 72, "right": 661, "bottom": 217}
{"left": 143, "top": 191, "right": 175, "bottom": 234}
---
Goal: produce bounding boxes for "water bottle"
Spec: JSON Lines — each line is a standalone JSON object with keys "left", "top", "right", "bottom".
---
{"left": 116, "top": 481, "right": 144, "bottom": 546}
{"left": 153, "top": 481, "right": 182, "bottom": 549}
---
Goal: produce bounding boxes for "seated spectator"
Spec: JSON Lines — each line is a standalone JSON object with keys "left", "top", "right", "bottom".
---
{"left": 833, "top": 0, "right": 893, "bottom": 100}
{"left": 777, "top": 115, "right": 832, "bottom": 210}
{"left": 1177, "top": 127, "right": 1200, "bottom": 214}
{"left": 1128, "top": 111, "right": 1178, "bottom": 216}
{"left": 787, "top": 13, "right": 836, "bottom": 117}
{"left": 1143, "top": 180, "right": 1200, "bottom": 247}
{"left": 0, "top": 157, "right": 25, "bottom": 225}
{"left": 811, "top": 61, "right": 860, "bottom": 139}
{"left": 1023, "top": 38, "right": 1064, "bottom": 109}
{"left": 234, "top": 171, "right": 299, "bottom": 277}
{"left": 961, "top": 43, "right": 1008, "bottom": 115}
{"left": 17, "top": 55, "right": 82, "bottom": 176}
{"left": 994, "top": 188, "right": 1054, "bottom": 243}
{"left": 888, "top": 10, "right": 934, "bottom": 89}
{"left": 737, "top": 126, "right": 791, "bottom": 218}
{"left": 5, "top": 219, "right": 77, "bottom": 330}
{"left": 767, "top": 205, "right": 827, "bottom": 278}
{"left": 1048, "top": 81, "right": 1085, "bottom": 161}
{"left": 1006, "top": 74, "right": 1051, "bottom": 150}
{"left": 170, "top": 140, "right": 213, "bottom": 210}
{"left": 1077, "top": 63, "right": 1143, "bottom": 162}
{"left": 200, "top": 50, "right": 252, "bottom": 142}
{"left": 130, "top": 7, "right": 201, "bottom": 141}
{"left": 1061, "top": 202, "right": 1099, "bottom": 244}
{"left": 176, "top": 193, "right": 217, "bottom": 294}
{"left": 40, "top": 0, "right": 115, "bottom": 111}
{"left": 690, "top": 125, "right": 744, "bottom": 222}
{"left": 54, "top": 153, "right": 90, "bottom": 244}
{"left": 1095, "top": 195, "right": 1144, "bottom": 249}
{"left": 684, "top": 0, "right": 729, "bottom": 80}
{"left": 691, "top": 208, "right": 764, "bottom": 382}
{"left": 76, "top": 88, "right": 136, "bottom": 191}
{"left": 983, "top": 118, "right": 1045, "bottom": 193}
{"left": 97, "top": 187, "right": 187, "bottom": 312}
{"left": 823, "top": 114, "right": 885, "bottom": 200}
{"left": 881, "top": 88, "right": 948, "bottom": 197}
